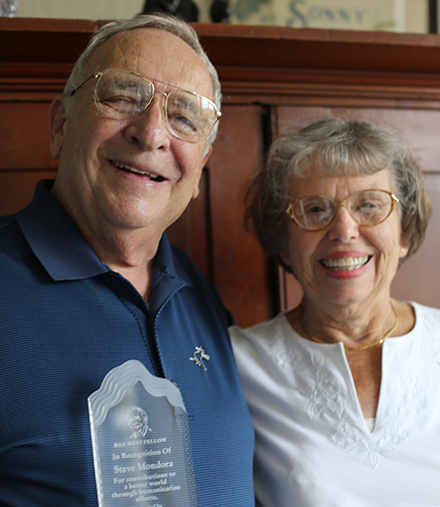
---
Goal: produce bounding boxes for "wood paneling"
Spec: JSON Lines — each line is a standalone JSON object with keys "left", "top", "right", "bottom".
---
{"left": 276, "top": 106, "right": 440, "bottom": 172}
{"left": 391, "top": 172, "right": 440, "bottom": 307}
{"left": 0, "top": 170, "right": 56, "bottom": 216}
{"left": 0, "top": 103, "right": 55, "bottom": 169}
{"left": 208, "top": 105, "right": 273, "bottom": 327}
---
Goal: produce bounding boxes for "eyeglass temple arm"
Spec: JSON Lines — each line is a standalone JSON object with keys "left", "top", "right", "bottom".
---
{"left": 285, "top": 203, "right": 294, "bottom": 218}
{"left": 69, "top": 72, "right": 102, "bottom": 97}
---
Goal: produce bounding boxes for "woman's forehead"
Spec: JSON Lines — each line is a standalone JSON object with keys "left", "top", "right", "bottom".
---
{"left": 288, "top": 168, "right": 394, "bottom": 197}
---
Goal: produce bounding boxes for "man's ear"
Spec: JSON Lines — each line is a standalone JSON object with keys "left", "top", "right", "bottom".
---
{"left": 280, "top": 249, "right": 291, "bottom": 266}
{"left": 192, "top": 144, "right": 213, "bottom": 199}
{"left": 48, "top": 95, "right": 68, "bottom": 160}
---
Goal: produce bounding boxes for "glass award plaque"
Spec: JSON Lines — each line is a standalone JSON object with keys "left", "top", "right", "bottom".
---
{"left": 88, "top": 360, "right": 198, "bottom": 507}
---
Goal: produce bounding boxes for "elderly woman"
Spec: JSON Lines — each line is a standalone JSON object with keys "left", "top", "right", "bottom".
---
{"left": 230, "top": 116, "right": 440, "bottom": 506}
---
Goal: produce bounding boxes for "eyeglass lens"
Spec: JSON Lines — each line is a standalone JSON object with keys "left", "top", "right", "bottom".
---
{"left": 292, "top": 190, "right": 395, "bottom": 230}
{"left": 94, "top": 69, "right": 217, "bottom": 141}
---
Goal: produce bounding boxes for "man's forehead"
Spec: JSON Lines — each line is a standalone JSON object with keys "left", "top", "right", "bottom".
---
{"left": 85, "top": 28, "right": 213, "bottom": 97}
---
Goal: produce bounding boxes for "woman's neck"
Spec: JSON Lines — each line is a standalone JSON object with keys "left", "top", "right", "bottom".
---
{"left": 289, "top": 297, "right": 411, "bottom": 350}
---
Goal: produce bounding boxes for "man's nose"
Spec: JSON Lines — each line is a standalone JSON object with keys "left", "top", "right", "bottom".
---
{"left": 124, "top": 95, "right": 171, "bottom": 150}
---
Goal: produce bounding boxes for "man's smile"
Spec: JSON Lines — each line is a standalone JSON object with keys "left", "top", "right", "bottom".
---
{"left": 110, "top": 160, "right": 166, "bottom": 182}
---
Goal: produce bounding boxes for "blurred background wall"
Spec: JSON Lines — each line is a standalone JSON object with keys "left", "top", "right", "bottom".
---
{"left": 14, "top": 0, "right": 429, "bottom": 32}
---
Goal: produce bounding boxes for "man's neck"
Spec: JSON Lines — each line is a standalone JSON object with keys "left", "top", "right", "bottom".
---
{"left": 51, "top": 181, "right": 161, "bottom": 301}
{"left": 88, "top": 230, "right": 159, "bottom": 303}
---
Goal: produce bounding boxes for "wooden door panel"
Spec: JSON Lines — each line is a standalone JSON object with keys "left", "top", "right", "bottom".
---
{"left": 0, "top": 170, "right": 56, "bottom": 216}
{"left": 276, "top": 106, "right": 440, "bottom": 171}
{"left": 0, "top": 103, "right": 56, "bottom": 170}
{"left": 391, "top": 172, "right": 440, "bottom": 307}
{"left": 208, "top": 105, "right": 273, "bottom": 327}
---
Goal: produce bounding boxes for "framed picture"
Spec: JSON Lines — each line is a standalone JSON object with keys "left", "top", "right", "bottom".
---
{"left": 229, "top": 0, "right": 408, "bottom": 31}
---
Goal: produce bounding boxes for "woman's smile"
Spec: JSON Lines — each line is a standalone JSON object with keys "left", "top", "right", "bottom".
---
{"left": 320, "top": 255, "right": 370, "bottom": 271}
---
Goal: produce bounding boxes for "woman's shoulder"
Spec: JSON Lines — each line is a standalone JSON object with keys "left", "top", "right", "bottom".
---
{"left": 229, "top": 312, "right": 294, "bottom": 358}
{"left": 405, "top": 303, "right": 440, "bottom": 358}
{"left": 411, "top": 301, "right": 440, "bottom": 320}
{"left": 411, "top": 301, "right": 440, "bottom": 334}
{"left": 230, "top": 312, "right": 300, "bottom": 384}
{"left": 230, "top": 312, "right": 288, "bottom": 341}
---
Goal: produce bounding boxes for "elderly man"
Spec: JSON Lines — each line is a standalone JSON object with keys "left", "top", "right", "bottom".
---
{"left": 0, "top": 15, "right": 254, "bottom": 507}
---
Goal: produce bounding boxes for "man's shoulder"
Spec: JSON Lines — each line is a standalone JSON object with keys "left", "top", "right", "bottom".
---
{"left": 0, "top": 213, "right": 17, "bottom": 228}
{"left": 0, "top": 213, "right": 21, "bottom": 244}
{"left": 168, "top": 243, "right": 234, "bottom": 325}
{"left": 0, "top": 213, "right": 35, "bottom": 284}
{"left": 170, "top": 244, "right": 201, "bottom": 274}
{"left": 169, "top": 244, "right": 214, "bottom": 294}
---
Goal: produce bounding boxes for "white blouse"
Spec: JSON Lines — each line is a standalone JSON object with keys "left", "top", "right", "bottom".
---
{"left": 231, "top": 303, "right": 440, "bottom": 507}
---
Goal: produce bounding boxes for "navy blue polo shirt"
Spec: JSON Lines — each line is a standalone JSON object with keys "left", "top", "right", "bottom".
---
{"left": 0, "top": 181, "right": 255, "bottom": 507}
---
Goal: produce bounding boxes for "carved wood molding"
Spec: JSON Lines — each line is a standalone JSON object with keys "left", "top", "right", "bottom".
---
{"left": 217, "top": 71, "right": 440, "bottom": 107}
{"left": 3, "top": 18, "right": 440, "bottom": 106}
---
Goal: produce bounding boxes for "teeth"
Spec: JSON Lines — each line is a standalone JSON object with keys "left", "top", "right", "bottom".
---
{"left": 112, "top": 161, "right": 164, "bottom": 181}
{"left": 321, "top": 256, "right": 369, "bottom": 271}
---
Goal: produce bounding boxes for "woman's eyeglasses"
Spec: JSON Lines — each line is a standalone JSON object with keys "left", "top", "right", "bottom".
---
{"left": 285, "top": 189, "right": 400, "bottom": 231}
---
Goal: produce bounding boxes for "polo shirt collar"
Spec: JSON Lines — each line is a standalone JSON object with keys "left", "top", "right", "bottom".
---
{"left": 16, "top": 180, "right": 108, "bottom": 281}
{"left": 16, "top": 180, "right": 192, "bottom": 287}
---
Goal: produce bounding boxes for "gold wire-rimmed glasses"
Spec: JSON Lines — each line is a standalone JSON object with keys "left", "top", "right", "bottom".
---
{"left": 285, "top": 189, "right": 400, "bottom": 231}
{"left": 69, "top": 68, "right": 221, "bottom": 143}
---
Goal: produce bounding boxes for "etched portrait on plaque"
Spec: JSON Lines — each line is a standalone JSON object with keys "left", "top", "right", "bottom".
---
{"left": 88, "top": 360, "right": 197, "bottom": 507}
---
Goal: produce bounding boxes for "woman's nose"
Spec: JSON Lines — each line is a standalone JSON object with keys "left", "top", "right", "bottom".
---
{"left": 327, "top": 204, "right": 360, "bottom": 242}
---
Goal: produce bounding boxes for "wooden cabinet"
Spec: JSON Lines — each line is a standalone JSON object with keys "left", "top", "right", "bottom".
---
{"left": 1, "top": 19, "right": 440, "bottom": 326}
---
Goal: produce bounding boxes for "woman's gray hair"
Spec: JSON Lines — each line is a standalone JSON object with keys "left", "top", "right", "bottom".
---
{"left": 246, "top": 116, "right": 431, "bottom": 273}
{"left": 63, "top": 13, "right": 221, "bottom": 146}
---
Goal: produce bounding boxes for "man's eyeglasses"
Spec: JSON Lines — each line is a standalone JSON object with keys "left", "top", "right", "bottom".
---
{"left": 285, "top": 189, "right": 400, "bottom": 231}
{"left": 69, "top": 68, "right": 222, "bottom": 143}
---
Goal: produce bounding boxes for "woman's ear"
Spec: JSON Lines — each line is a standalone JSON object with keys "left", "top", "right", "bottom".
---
{"left": 48, "top": 96, "right": 68, "bottom": 160}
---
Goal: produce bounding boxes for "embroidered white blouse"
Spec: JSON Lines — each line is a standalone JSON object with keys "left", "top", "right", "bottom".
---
{"left": 230, "top": 303, "right": 440, "bottom": 507}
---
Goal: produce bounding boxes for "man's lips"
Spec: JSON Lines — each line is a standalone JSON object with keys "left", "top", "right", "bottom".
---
{"left": 320, "top": 255, "right": 371, "bottom": 271}
{"left": 111, "top": 160, "right": 166, "bottom": 182}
